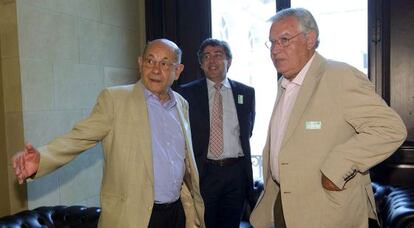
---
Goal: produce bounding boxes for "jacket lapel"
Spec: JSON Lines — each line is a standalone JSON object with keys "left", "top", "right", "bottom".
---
{"left": 131, "top": 81, "right": 154, "bottom": 182}
{"left": 282, "top": 53, "right": 326, "bottom": 147}
{"left": 175, "top": 92, "right": 198, "bottom": 189}
{"left": 200, "top": 79, "right": 210, "bottom": 126}
{"left": 229, "top": 79, "right": 242, "bottom": 121}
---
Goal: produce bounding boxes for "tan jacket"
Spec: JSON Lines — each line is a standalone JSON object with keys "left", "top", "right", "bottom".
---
{"left": 36, "top": 80, "right": 205, "bottom": 228}
{"left": 250, "top": 53, "right": 407, "bottom": 228}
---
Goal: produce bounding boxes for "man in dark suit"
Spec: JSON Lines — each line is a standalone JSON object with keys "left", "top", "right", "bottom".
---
{"left": 178, "top": 38, "right": 255, "bottom": 228}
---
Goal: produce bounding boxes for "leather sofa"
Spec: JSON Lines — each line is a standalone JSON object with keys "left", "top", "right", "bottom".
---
{"left": 1, "top": 181, "right": 413, "bottom": 228}
{"left": 0, "top": 180, "right": 263, "bottom": 228}
{"left": 0, "top": 201, "right": 255, "bottom": 228}
{"left": 0, "top": 205, "right": 100, "bottom": 228}
{"left": 372, "top": 183, "right": 414, "bottom": 228}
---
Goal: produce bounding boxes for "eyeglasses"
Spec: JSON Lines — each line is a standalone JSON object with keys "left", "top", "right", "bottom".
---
{"left": 200, "top": 52, "right": 226, "bottom": 62}
{"left": 265, "top": 32, "right": 305, "bottom": 49}
{"left": 143, "top": 57, "right": 178, "bottom": 71}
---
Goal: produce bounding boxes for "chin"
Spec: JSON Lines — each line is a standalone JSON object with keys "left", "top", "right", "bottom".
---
{"left": 275, "top": 67, "right": 287, "bottom": 75}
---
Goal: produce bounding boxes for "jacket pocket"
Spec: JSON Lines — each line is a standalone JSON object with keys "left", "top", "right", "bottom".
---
{"left": 100, "top": 192, "right": 125, "bottom": 227}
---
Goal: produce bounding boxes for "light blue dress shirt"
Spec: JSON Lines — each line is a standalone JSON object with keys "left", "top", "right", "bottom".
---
{"left": 145, "top": 88, "right": 185, "bottom": 204}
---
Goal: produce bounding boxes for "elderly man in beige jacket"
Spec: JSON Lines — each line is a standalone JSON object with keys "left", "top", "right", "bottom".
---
{"left": 12, "top": 39, "right": 205, "bottom": 228}
{"left": 250, "top": 8, "right": 407, "bottom": 228}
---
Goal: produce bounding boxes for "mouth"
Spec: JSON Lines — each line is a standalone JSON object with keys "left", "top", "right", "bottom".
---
{"left": 148, "top": 77, "right": 162, "bottom": 83}
{"left": 207, "top": 65, "right": 219, "bottom": 71}
{"left": 273, "top": 57, "right": 286, "bottom": 64}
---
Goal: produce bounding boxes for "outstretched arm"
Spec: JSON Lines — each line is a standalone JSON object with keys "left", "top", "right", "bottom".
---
{"left": 12, "top": 143, "right": 40, "bottom": 184}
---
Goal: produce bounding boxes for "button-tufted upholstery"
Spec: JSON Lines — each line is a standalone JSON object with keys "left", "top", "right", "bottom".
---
{"left": 2, "top": 182, "right": 412, "bottom": 228}
{"left": 372, "top": 183, "right": 414, "bottom": 228}
{"left": 0, "top": 205, "right": 100, "bottom": 228}
{"left": 0, "top": 180, "right": 264, "bottom": 228}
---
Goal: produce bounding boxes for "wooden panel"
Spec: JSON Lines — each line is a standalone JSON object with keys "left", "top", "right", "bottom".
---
{"left": 390, "top": 0, "right": 414, "bottom": 142}
{"left": 371, "top": 0, "right": 414, "bottom": 186}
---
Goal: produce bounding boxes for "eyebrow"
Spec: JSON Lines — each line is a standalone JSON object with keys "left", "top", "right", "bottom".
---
{"left": 279, "top": 32, "right": 297, "bottom": 37}
{"left": 203, "top": 50, "right": 224, "bottom": 54}
{"left": 145, "top": 54, "right": 172, "bottom": 61}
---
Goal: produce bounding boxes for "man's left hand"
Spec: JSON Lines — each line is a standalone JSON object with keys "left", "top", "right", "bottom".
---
{"left": 321, "top": 173, "right": 342, "bottom": 191}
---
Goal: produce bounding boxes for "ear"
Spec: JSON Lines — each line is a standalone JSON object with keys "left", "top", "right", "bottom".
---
{"left": 227, "top": 58, "right": 232, "bottom": 71}
{"left": 306, "top": 31, "right": 317, "bottom": 49}
{"left": 138, "top": 56, "right": 143, "bottom": 68}
{"left": 137, "top": 57, "right": 144, "bottom": 80}
{"left": 174, "top": 64, "right": 184, "bottom": 80}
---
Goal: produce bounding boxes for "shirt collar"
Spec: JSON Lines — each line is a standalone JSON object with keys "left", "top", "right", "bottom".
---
{"left": 281, "top": 53, "right": 316, "bottom": 89}
{"left": 206, "top": 77, "right": 231, "bottom": 90}
{"left": 144, "top": 86, "right": 177, "bottom": 109}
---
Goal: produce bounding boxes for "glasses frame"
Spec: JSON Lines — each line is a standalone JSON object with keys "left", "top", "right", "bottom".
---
{"left": 142, "top": 57, "right": 178, "bottom": 71}
{"left": 265, "top": 32, "right": 305, "bottom": 49}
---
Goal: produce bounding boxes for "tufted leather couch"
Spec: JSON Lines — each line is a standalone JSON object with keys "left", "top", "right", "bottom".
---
{"left": 2, "top": 181, "right": 413, "bottom": 228}
{"left": 0, "top": 180, "right": 263, "bottom": 228}
{"left": 372, "top": 183, "right": 414, "bottom": 228}
{"left": 0, "top": 205, "right": 100, "bottom": 228}
{"left": 0, "top": 201, "right": 257, "bottom": 228}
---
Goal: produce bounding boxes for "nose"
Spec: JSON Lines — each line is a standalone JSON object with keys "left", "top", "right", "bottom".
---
{"left": 271, "top": 42, "right": 283, "bottom": 54}
{"left": 151, "top": 62, "right": 161, "bottom": 73}
{"left": 204, "top": 57, "right": 217, "bottom": 64}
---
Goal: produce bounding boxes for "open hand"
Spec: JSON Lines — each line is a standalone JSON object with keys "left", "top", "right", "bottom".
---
{"left": 12, "top": 143, "right": 40, "bottom": 184}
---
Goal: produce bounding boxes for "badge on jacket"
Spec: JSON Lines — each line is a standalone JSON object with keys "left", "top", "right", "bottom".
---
{"left": 237, "top": 95, "right": 244, "bottom": 104}
{"left": 305, "top": 121, "right": 322, "bottom": 129}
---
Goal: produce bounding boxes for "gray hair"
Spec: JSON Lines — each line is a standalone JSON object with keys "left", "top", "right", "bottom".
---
{"left": 269, "top": 8, "right": 320, "bottom": 48}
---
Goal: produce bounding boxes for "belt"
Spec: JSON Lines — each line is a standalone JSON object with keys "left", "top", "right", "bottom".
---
{"left": 153, "top": 199, "right": 180, "bottom": 211}
{"left": 206, "top": 157, "right": 243, "bottom": 167}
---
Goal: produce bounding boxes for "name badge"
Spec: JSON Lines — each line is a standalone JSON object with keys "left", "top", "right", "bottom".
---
{"left": 305, "top": 121, "right": 322, "bottom": 130}
{"left": 237, "top": 95, "right": 244, "bottom": 104}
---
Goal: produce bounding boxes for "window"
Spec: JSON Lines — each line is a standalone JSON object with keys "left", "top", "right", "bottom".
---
{"left": 211, "top": 0, "right": 277, "bottom": 179}
{"left": 291, "top": 0, "right": 368, "bottom": 74}
{"left": 211, "top": 0, "right": 367, "bottom": 179}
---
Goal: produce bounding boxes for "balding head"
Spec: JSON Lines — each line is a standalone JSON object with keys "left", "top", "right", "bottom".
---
{"left": 143, "top": 39, "right": 183, "bottom": 63}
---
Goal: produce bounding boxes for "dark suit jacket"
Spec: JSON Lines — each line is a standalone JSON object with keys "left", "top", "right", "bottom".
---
{"left": 177, "top": 78, "right": 256, "bottom": 203}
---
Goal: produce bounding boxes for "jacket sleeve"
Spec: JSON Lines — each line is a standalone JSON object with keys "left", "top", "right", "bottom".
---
{"left": 320, "top": 66, "right": 407, "bottom": 189}
{"left": 36, "top": 89, "right": 114, "bottom": 177}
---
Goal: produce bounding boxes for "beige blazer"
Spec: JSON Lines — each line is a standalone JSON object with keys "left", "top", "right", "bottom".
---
{"left": 35, "top": 80, "right": 205, "bottom": 228}
{"left": 250, "top": 53, "right": 407, "bottom": 228}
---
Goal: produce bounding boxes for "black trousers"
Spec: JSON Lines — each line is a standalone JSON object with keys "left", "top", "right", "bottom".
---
{"left": 201, "top": 159, "right": 246, "bottom": 228}
{"left": 273, "top": 191, "right": 287, "bottom": 228}
{"left": 148, "top": 199, "right": 185, "bottom": 228}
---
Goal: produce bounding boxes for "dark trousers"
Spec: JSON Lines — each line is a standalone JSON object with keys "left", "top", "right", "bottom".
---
{"left": 148, "top": 199, "right": 185, "bottom": 228}
{"left": 201, "top": 159, "right": 246, "bottom": 228}
{"left": 273, "top": 191, "right": 287, "bottom": 228}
